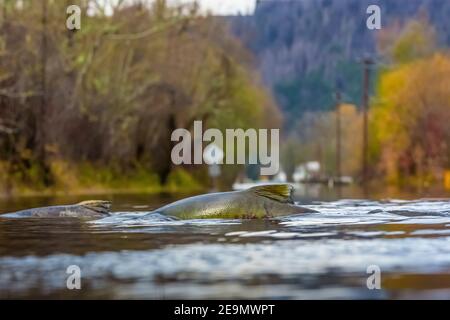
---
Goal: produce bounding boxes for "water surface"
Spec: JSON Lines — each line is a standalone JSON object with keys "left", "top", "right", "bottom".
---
{"left": 0, "top": 186, "right": 450, "bottom": 299}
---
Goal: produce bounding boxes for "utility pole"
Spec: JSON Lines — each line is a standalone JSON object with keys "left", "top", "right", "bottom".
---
{"left": 335, "top": 90, "right": 342, "bottom": 181}
{"left": 361, "top": 58, "right": 374, "bottom": 186}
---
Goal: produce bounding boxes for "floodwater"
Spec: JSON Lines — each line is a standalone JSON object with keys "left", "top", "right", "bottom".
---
{"left": 0, "top": 185, "right": 450, "bottom": 299}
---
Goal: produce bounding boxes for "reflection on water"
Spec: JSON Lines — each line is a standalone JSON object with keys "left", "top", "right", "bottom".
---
{"left": 0, "top": 185, "right": 449, "bottom": 299}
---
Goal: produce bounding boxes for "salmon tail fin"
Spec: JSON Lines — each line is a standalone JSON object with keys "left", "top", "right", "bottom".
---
{"left": 246, "top": 184, "right": 294, "bottom": 204}
{"left": 77, "top": 200, "right": 112, "bottom": 214}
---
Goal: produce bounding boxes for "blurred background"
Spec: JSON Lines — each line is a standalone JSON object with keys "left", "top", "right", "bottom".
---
{"left": 1, "top": 0, "right": 450, "bottom": 199}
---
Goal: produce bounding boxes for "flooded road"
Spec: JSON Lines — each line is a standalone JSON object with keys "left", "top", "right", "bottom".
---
{"left": 0, "top": 186, "right": 450, "bottom": 299}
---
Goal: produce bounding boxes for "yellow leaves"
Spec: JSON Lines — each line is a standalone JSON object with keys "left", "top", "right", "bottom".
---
{"left": 373, "top": 65, "right": 410, "bottom": 149}
{"left": 390, "top": 19, "right": 436, "bottom": 64}
{"left": 372, "top": 52, "right": 450, "bottom": 183}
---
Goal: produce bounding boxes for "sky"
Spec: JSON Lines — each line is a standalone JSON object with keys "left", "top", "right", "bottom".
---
{"left": 93, "top": 0, "right": 256, "bottom": 17}
{"left": 170, "top": 0, "right": 257, "bottom": 15}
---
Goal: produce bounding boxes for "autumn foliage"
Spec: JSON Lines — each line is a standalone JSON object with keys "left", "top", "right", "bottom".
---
{"left": 372, "top": 53, "right": 450, "bottom": 185}
{"left": 0, "top": 1, "right": 280, "bottom": 194}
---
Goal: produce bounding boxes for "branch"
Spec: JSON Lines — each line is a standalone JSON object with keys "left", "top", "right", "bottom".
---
{"left": 0, "top": 89, "right": 42, "bottom": 99}
{"left": 104, "top": 17, "right": 186, "bottom": 41}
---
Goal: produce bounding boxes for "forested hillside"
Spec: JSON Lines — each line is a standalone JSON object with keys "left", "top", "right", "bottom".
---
{"left": 229, "top": 0, "right": 450, "bottom": 124}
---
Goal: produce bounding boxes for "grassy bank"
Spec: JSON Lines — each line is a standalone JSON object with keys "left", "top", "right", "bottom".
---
{"left": 0, "top": 161, "right": 205, "bottom": 198}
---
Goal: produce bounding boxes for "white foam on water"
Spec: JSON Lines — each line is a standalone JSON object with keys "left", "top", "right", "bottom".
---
{"left": 91, "top": 212, "right": 240, "bottom": 227}
{"left": 1, "top": 237, "right": 450, "bottom": 297}
{"left": 410, "top": 229, "right": 450, "bottom": 236}
{"left": 388, "top": 217, "right": 450, "bottom": 225}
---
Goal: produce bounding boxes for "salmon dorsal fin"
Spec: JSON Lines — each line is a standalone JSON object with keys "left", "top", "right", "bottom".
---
{"left": 77, "top": 200, "right": 112, "bottom": 214}
{"left": 247, "top": 184, "right": 294, "bottom": 204}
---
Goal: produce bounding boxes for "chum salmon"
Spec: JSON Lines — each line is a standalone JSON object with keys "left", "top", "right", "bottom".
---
{"left": 0, "top": 200, "right": 111, "bottom": 218}
{"left": 148, "top": 184, "right": 317, "bottom": 219}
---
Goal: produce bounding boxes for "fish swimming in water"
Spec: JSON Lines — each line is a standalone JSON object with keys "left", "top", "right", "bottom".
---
{"left": 0, "top": 200, "right": 111, "bottom": 218}
{"left": 0, "top": 185, "right": 314, "bottom": 220}
{"left": 149, "top": 184, "right": 317, "bottom": 219}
